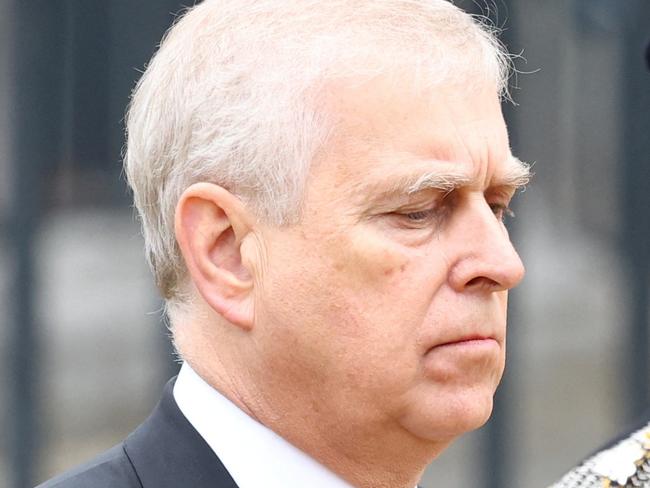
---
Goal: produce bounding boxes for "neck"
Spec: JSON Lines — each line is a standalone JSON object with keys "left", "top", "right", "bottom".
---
{"left": 177, "top": 324, "right": 452, "bottom": 488}
{"left": 189, "top": 360, "right": 449, "bottom": 488}
{"left": 261, "top": 407, "right": 449, "bottom": 488}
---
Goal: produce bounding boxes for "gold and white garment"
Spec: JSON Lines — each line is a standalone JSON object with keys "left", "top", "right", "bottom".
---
{"left": 551, "top": 422, "right": 650, "bottom": 487}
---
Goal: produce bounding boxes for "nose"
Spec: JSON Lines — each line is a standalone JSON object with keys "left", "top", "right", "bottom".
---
{"left": 448, "top": 200, "right": 525, "bottom": 293}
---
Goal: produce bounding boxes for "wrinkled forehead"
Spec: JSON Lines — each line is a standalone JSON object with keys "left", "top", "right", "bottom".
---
{"left": 319, "top": 70, "right": 506, "bottom": 159}
{"left": 304, "top": 69, "right": 515, "bottom": 202}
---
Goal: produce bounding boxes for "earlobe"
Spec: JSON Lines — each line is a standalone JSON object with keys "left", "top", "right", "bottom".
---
{"left": 174, "top": 183, "right": 256, "bottom": 330}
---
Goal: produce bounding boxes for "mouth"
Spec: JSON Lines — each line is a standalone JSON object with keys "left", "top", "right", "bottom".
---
{"left": 428, "top": 335, "right": 499, "bottom": 352}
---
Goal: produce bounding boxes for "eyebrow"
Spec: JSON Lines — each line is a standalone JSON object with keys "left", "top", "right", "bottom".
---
{"left": 493, "top": 156, "right": 533, "bottom": 191}
{"left": 405, "top": 156, "right": 533, "bottom": 195}
{"left": 358, "top": 156, "right": 533, "bottom": 202}
{"left": 406, "top": 170, "right": 472, "bottom": 195}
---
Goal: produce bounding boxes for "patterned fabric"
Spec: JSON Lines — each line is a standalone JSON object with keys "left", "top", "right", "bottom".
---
{"left": 550, "top": 422, "right": 650, "bottom": 488}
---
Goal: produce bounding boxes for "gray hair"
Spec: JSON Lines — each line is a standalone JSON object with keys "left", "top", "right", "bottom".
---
{"left": 124, "top": 0, "right": 512, "bottom": 311}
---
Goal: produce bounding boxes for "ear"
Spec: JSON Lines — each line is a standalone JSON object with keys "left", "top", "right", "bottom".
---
{"left": 174, "top": 182, "right": 255, "bottom": 330}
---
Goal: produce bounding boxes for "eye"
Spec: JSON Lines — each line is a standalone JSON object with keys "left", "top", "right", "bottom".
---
{"left": 405, "top": 209, "right": 436, "bottom": 223}
{"left": 490, "top": 203, "right": 515, "bottom": 222}
{"left": 390, "top": 207, "right": 440, "bottom": 229}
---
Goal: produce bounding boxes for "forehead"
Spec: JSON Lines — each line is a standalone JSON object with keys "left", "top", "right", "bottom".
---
{"left": 315, "top": 74, "right": 511, "bottom": 191}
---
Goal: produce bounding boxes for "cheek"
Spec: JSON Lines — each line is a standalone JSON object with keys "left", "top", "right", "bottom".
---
{"left": 332, "top": 231, "right": 449, "bottom": 299}
{"left": 312, "top": 232, "right": 453, "bottom": 355}
{"left": 348, "top": 234, "right": 409, "bottom": 279}
{"left": 259, "top": 228, "right": 451, "bottom": 358}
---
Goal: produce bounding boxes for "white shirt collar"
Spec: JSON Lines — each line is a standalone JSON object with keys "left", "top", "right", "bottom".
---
{"left": 173, "top": 362, "right": 356, "bottom": 488}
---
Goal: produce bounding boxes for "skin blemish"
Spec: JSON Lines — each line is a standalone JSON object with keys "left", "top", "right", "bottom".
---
{"left": 337, "top": 231, "right": 413, "bottom": 288}
{"left": 383, "top": 261, "right": 407, "bottom": 277}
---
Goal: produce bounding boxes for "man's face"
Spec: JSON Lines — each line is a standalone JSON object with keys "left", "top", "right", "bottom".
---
{"left": 249, "top": 75, "right": 526, "bottom": 445}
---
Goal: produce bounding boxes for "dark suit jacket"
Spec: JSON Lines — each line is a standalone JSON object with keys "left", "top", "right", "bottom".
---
{"left": 36, "top": 378, "right": 239, "bottom": 488}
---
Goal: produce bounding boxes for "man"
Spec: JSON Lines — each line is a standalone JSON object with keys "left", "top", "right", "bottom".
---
{"left": 39, "top": 1, "right": 530, "bottom": 487}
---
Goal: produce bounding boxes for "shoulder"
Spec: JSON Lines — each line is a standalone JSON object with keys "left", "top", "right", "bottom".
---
{"left": 36, "top": 375, "right": 237, "bottom": 488}
{"left": 36, "top": 443, "right": 141, "bottom": 488}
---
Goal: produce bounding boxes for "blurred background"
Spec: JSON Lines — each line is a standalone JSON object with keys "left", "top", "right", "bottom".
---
{"left": 1, "top": 1, "right": 649, "bottom": 487}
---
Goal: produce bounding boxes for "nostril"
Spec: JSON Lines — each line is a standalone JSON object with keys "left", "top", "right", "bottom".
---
{"left": 466, "top": 276, "right": 498, "bottom": 289}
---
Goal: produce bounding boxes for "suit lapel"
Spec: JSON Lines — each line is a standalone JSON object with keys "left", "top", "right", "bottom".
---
{"left": 124, "top": 378, "right": 239, "bottom": 488}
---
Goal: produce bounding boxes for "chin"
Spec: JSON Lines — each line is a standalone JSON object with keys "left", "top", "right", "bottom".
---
{"left": 401, "top": 386, "right": 497, "bottom": 442}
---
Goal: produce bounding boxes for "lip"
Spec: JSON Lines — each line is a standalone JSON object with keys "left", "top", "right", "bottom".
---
{"left": 428, "top": 336, "right": 498, "bottom": 351}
